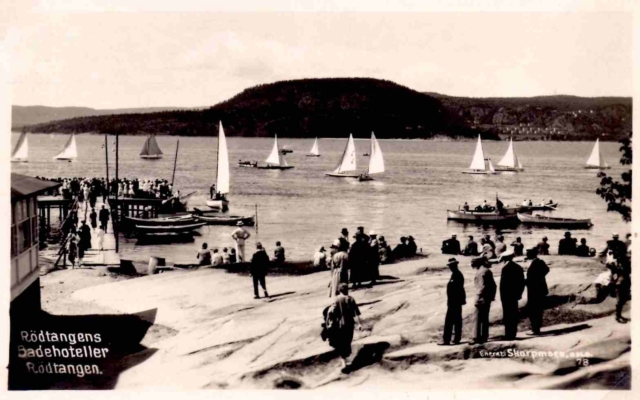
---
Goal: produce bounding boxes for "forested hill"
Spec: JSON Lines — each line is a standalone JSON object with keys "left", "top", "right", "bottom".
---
{"left": 426, "top": 93, "right": 632, "bottom": 140}
{"left": 17, "top": 78, "right": 481, "bottom": 140}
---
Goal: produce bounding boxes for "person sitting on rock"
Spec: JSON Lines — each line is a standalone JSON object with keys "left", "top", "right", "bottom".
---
{"left": 558, "top": 232, "right": 577, "bottom": 255}
{"left": 441, "top": 234, "right": 461, "bottom": 255}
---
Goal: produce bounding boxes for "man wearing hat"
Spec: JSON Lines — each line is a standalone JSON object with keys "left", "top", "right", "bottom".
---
{"left": 339, "top": 228, "right": 350, "bottom": 251}
{"left": 601, "top": 233, "right": 628, "bottom": 263}
{"left": 231, "top": 221, "right": 251, "bottom": 263}
{"left": 500, "top": 259, "right": 525, "bottom": 340}
{"left": 558, "top": 232, "right": 577, "bottom": 255}
{"left": 250, "top": 242, "right": 269, "bottom": 299}
{"left": 525, "top": 247, "right": 549, "bottom": 335}
{"left": 441, "top": 233, "right": 462, "bottom": 255}
{"left": 472, "top": 257, "right": 496, "bottom": 344}
{"left": 355, "top": 226, "right": 370, "bottom": 243}
{"left": 333, "top": 239, "right": 350, "bottom": 286}
{"left": 440, "top": 258, "right": 466, "bottom": 345}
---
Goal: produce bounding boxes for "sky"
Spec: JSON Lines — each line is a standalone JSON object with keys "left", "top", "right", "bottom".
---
{"left": 2, "top": 2, "right": 634, "bottom": 108}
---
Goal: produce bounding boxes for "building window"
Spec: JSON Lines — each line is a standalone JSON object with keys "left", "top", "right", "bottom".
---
{"left": 11, "top": 225, "right": 17, "bottom": 258}
{"left": 18, "top": 219, "right": 32, "bottom": 253}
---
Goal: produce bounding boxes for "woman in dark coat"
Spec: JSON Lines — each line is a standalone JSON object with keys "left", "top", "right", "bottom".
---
{"left": 327, "top": 284, "right": 363, "bottom": 370}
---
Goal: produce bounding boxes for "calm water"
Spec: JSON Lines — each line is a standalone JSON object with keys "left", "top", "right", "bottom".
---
{"left": 12, "top": 133, "right": 630, "bottom": 264}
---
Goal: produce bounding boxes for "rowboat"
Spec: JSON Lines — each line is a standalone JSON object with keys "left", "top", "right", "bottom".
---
{"left": 257, "top": 135, "right": 294, "bottom": 169}
{"left": 124, "top": 214, "right": 195, "bottom": 226}
{"left": 462, "top": 135, "right": 498, "bottom": 174}
{"left": 517, "top": 203, "right": 558, "bottom": 212}
{"left": 326, "top": 134, "right": 360, "bottom": 178}
{"left": 54, "top": 133, "right": 78, "bottom": 161}
{"left": 494, "top": 137, "right": 524, "bottom": 172}
{"left": 140, "top": 135, "right": 163, "bottom": 159}
{"left": 134, "top": 222, "right": 206, "bottom": 235}
{"left": 191, "top": 209, "right": 255, "bottom": 226}
{"left": 585, "top": 138, "right": 611, "bottom": 169}
{"left": 11, "top": 131, "right": 28, "bottom": 163}
{"left": 206, "top": 121, "right": 231, "bottom": 210}
{"left": 517, "top": 213, "right": 593, "bottom": 228}
{"left": 447, "top": 210, "right": 518, "bottom": 223}
{"left": 238, "top": 160, "right": 258, "bottom": 167}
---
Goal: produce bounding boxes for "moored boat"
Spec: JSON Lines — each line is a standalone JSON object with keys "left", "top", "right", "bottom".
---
{"left": 134, "top": 222, "right": 206, "bottom": 235}
{"left": 140, "top": 134, "right": 163, "bottom": 159}
{"left": 585, "top": 138, "right": 610, "bottom": 169}
{"left": 124, "top": 214, "right": 195, "bottom": 226}
{"left": 462, "top": 135, "right": 498, "bottom": 174}
{"left": 447, "top": 209, "right": 518, "bottom": 223}
{"left": 191, "top": 210, "right": 256, "bottom": 226}
{"left": 517, "top": 203, "right": 558, "bottom": 212}
{"left": 326, "top": 134, "right": 360, "bottom": 178}
{"left": 238, "top": 160, "right": 258, "bottom": 167}
{"left": 207, "top": 121, "right": 231, "bottom": 210}
{"left": 11, "top": 131, "right": 29, "bottom": 163}
{"left": 517, "top": 213, "right": 593, "bottom": 228}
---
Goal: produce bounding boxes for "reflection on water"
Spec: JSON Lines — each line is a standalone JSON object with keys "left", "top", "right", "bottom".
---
{"left": 12, "top": 134, "right": 630, "bottom": 264}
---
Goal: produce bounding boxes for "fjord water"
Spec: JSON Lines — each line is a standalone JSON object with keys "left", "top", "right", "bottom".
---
{"left": 12, "top": 133, "right": 630, "bottom": 265}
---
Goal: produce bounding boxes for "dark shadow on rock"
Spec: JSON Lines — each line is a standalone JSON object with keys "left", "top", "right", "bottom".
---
{"left": 343, "top": 342, "right": 391, "bottom": 374}
{"left": 358, "top": 300, "right": 383, "bottom": 307}
{"left": 273, "top": 376, "right": 304, "bottom": 389}
{"left": 549, "top": 366, "right": 631, "bottom": 389}
{"left": 538, "top": 323, "right": 591, "bottom": 337}
{"left": 266, "top": 291, "right": 296, "bottom": 299}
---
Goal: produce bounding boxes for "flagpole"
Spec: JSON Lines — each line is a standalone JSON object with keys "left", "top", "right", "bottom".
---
{"left": 115, "top": 132, "right": 119, "bottom": 253}
{"left": 171, "top": 139, "right": 180, "bottom": 187}
{"left": 105, "top": 135, "right": 109, "bottom": 193}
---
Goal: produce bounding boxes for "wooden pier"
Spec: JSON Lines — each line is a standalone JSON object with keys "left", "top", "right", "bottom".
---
{"left": 78, "top": 199, "right": 120, "bottom": 266}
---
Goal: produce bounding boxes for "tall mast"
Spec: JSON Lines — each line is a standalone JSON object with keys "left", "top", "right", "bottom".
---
{"left": 171, "top": 139, "right": 180, "bottom": 187}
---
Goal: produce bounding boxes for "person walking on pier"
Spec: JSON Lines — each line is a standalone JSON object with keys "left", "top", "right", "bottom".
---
{"left": 472, "top": 258, "right": 496, "bottom": 344}
{"left": 526, "top": 248, "right": 549, "bottom": 335}
{"left": 500, "top": 260, "right": 525, "bottom": 340}
{"left": 99, "top": 205, "right": 110, "bottom": 233}
{"left": 439, "top": 258, "right": 466, "bottom": 346}
{"left": 89, "top": 208, "right": 98, "bottom": 230}
{"left": 250, "top": 242, "right": 269, "bottom": 299}
{"left": 232, "top": 221, "right": 251, "bottom": 263}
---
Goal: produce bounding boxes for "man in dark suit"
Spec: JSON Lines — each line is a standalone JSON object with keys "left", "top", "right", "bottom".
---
{"left": 472, "top": 258, "right": 496, "bottom": 344}
{"left": 500, "top": 260, "right": 525, "bottom": 339}
{"left": 558, "top": 232, "right": 577, "bottom": 255}
{"left": 99, "top": 205, "right": 110, "bottom": 232}
{"left": 442, "top": 234, "right": 462, "bottom": 255}
{"left": 250, "top": 242, "right": 270, "bottom": 299}
{"left": 440, "top": 258, "right": 466, "bottom": 345}
{"left": 526, "top": 248, "right": 550, "bottom": 335}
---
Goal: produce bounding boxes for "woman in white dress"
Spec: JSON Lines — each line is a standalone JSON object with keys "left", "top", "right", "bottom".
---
{"left": 328, "top": 240, "right": 342, "bottom": 298}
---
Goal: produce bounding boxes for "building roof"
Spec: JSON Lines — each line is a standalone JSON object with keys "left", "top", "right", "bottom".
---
{"left": 11, "top": 173, "right": 61, "bottom": 200}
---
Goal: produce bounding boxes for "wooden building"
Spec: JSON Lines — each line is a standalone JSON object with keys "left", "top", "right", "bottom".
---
{"left": 10, "top": 174, "right": 61, "bottom": 313}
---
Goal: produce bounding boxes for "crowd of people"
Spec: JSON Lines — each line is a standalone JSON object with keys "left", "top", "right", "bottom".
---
{"left": 35, "top": 176, "right": 177, "bottom": 201}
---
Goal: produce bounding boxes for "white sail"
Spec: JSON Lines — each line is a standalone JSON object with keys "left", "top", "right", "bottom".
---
{"left": 498, "top": 138, "right": 516, "bottom": 168}
{"left": 216, "top": 121, "right": 230, "bottom": 194}
{"left": 586, "top": 138, "right": 608, "bottom": 167}
{"left": 469, "top": 135, "right": 486, "bottom": 171}
{"left": 310, "top": 138, "right": 320, "bottom": 156}
{"left": 11, "top": 132, "right": 28, "bottom": 161}
{"left": 54, "top": 134, "right": 78, "bottom": 160}
{"left": 265, "top": 135, "right": 282, "bottom": 166}
{"left": 333, "top": 134, "right": 357, "bottom": 173}
{"left": 488, "top": 159, "right": 496, "bottom": 173}
{"left": 367, "top": 132, "right": 385, "bottom": 174}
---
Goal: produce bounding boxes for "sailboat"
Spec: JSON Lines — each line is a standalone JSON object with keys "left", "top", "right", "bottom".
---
{"left": 257, "top": 135, "right": 294, "bottom": 169}
{"left": 206, "top": 121, "right": 231, "bottom": 210}
{"left": 11, "top": 131, "right": 28, "bottom": 163}
{"left": 585, "top": 138, "right": 610, "bottom": 169}
{"left": 326, "top": 134, "right": 360, "bottom": 178}
{"left": 140, "top": 134, "right": 163, "bottom": 159}
{"left": 359, "top": 132, "right": 385, "bottom": 181}
{"left": 53, "top": 133, "right": 78, "bottom": 161}
{"left": 306, "top": 137, "right": 321, "bottom": 157}
{"left": 462, "top": 135, "right": 498, "bottom": 174}
{"left": 495, "top": 137, "right": 524, "bottom": 172}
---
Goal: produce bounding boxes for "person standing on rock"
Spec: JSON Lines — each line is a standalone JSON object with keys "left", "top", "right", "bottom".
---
{"left": 525, "top": 248, "right": 549, "bottom": 335}
{"left": 326, "top": 283, "right": 363, "bottom": 371}
{"left": 348, "top": 233, "right": 369, "bottom": 289}
{"left": 500, "top": 260, "right": 525, "bottom": 340}
{"left": 231, "top": 221, "right": 251, "bottom": 263}
{"left": 328, "top": 241, "right": 342, "bottom": 297}
{"left": 368, "top": 232, "right": 380, "bottom": 287}
{"left": 472, "top": 258, "right": 496, "bottom": 344}
{"left": 339, "top": 228, "right": 350, "bottom": 251}
{"left": 440, "top": 258, "right": 466, "bottom": 346}
{"left": 333, "top": 240, "right": 350, "bottom": 287}
{"left": 250, "top": 242, "right": 269, "bottom": 299}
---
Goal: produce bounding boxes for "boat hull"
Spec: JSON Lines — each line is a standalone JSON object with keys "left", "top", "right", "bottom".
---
{"left": 10, "top": 159, "right": 28, "bottom": 163}
{"left": 135, "top": 222, "right": 206, "bottom": 235}
{"left": 306, "top": 154, "right": 321, "bottom": 157}
{"left": 124, "top": 215, "right": 195, "bottom": 226}
{"left": 584, "top": 166, "right": 611, "bottom": 170}
{"left": 494, "top": 167, "right": 524, "bottom": 172}
{"left": 206, "top": 199, "right": 230, "bottom": 209}
{"left": 462, "top": 170, "right": 498, "bottom": 175}
{"left": 192, "top": 213, "right": 256, "bottom": 226}
{"left": 257, "top": 165, "right": 295, "bottom": 170}
{"left": 358, "top": 175, "right": 374, "bottom": 182}
{"left": 325, "top": 172, "right": 360, "bottom": 178}
{"left": 447, "top": 210, "right": 518, "bottom": 223}
{"left": 518, "top": 203, "right": 558, "bottom": 212}
{"left": 140, "top": 155, "right": 163, "bottom": 159}
{"left": 238, "top": 162, "right": 258, "bottom": 168}
{"left": 54, "top": 157, "right": 76, "bottom": 162}
{"left": 517, "top": 213, "right": 592, "bottom": 229}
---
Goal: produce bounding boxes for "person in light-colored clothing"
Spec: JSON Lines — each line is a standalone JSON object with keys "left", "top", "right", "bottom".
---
{"left": 96, "top": 226, "right": 105, "bottom": 251}
{"left": 314, "top": 246, "right": 327, "bottom": 268}
{"left": 231, "top": 221, "right": 251, "bottom": 263}
{"left": 212, "top": 249, "right": 224, "bottom": 266}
